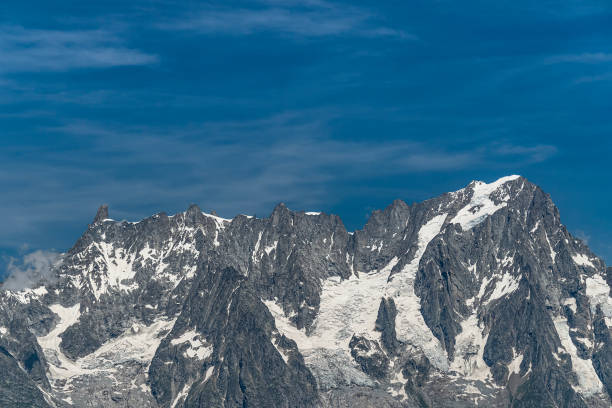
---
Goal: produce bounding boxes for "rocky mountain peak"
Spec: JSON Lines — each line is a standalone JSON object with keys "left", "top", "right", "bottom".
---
{"left": 91, "top": 204, "right": 109, "bottom": 225}
{"left": 0, "top": 176, "right": 610, "bottom": 408}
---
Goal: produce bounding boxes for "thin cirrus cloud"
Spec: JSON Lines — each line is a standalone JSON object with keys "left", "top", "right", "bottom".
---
{"left": 23, "top": 115, "right": 558, "bottom": 213}
{"left": 544, "top": 52, "right": 612, "bottom": 65}
{"left": 0, "top": 114, "right": 558, "bottom": 267}
{"left": 157, "top": 1, "right": 415, "bottom": 39}
{"left": 0, "top": 25, "right": 158, "bottom": 73}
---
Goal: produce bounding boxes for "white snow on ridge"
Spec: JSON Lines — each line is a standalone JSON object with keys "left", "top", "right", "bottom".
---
{"left": 450, "top": 175, "right": 520, "bottom": 230}
{"left": 86, "top": 242, "right": 139, "bottom": 299}
{"left": 201, "top": 212, "right": 231, "bottom": 226}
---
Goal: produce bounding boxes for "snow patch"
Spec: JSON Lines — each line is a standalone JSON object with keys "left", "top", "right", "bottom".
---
{"left": 252, "top": 231, "right": 263, "bottom": 262}
{"left": 507, "top": 349, "right": 524, "bottom": 375}
{"left": 264, "top": 241, "right": 278, "bottom": 256}
{"left": 544, "top": 232, "right": 557, "bottom": 263}
{"left": 484, "top": 273, "right": 520, "bottom": 305}
{"left": 562, "top": 298, "right": 577, "bottom": 314}
{"left": 5, "top": 285, "right": 49, "bottom": 304}
{"left": 171, "top": 329, "right": 213, "bottom": 360}
{"left": 170, "top": 382, "right": 192, "bottom": 408}
{"left": 204, "top": 365, "right": 215, "bottom": 382}
{"left": 573, "top": 253, "right": 595, "bottom": 268}
{"left": 88, "top": 242, "right": 139, "bottom": 298}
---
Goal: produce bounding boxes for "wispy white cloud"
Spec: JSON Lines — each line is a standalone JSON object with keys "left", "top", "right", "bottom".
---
{"left": 1, "top": 250, "right": 60, "bottom": 290}
{"left": 574, "top": 71, "right": 612, "bottom": 84}
{"left": 574, "top": 230, "right": 591, "bottom": 245}
{"left": 0, "top": 25, "right": 158, "bottom": 73}
{"left": 32, "top": 113, "right": 554, "bottom": 210}
{"left": 0, "top": 110, "right": 558, "bottom": 253}
{"left": 158, "top": 1, "right": 415, "bottom": 39}
{"left": 493, "top": 143, "right": 557, "bottom": 163}
{"left": 544, "top": 52, "right": 612, "bottom": 65}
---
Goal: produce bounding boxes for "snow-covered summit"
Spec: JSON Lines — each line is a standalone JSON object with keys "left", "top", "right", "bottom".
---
{"left": 450, "top": 175, "right": 522, "bottom": 230}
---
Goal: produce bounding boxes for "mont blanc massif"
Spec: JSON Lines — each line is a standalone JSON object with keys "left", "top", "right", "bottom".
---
{"left": 1, "top": 175, "right": 611, "bottom": 408}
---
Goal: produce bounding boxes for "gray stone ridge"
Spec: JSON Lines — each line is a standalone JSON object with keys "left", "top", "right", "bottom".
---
{"left": 0, "top": 175, "right": 611, "bottom": 407}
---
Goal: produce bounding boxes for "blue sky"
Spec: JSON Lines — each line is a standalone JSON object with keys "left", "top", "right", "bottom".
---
{"left": 1, "top": 0, "right": 611, "bottom": 277}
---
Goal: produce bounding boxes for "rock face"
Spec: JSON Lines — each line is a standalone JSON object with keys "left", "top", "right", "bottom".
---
{"left": 0, "top": 175, "right": 611, "bottom": 407}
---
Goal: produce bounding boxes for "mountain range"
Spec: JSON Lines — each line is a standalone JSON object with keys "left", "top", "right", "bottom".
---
{"left": 0, "top": 175, "right": 611, "bottom": 407}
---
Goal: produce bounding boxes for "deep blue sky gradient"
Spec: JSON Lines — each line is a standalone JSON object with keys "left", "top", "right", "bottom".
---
{"left": 1, "top": 1, "right": 611, "bottom": 276}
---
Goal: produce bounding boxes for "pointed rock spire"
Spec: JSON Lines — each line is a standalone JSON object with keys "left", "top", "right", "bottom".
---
{"left": 186, "top": 203, "right": 202, "bottom": 215}
{"left": 92, "top": 204, "right": 109, "bottom": 225}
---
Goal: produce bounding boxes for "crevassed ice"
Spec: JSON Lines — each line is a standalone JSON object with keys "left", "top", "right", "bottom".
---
{"left": 450, "top": 314, "right": 491, "bottom": 381}
{"left": 4, "top": 285, "right": 48, "bottom": 304}
{"left": 37, "top": 303, "right": 176, "bottom": 392}
{"left": 553, "top": 315, "right": 603, "bottom": 396}
{"left": 450, "top": 175, "right": 520, "bottom": 230}
{"left": 586, "top": 274, "right": 612, "bottom": 326}
{"left": 264, "top": 212, "right": 452, "bottom": 385}
{"left": 263, "top": 258, "right": 398, "bottom": 388}
{"left": 264, "top": 257, "right": 397, "bottom": 350}
{"left": 385, "top": 213, "right": 449, "bottom": 370}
